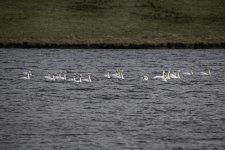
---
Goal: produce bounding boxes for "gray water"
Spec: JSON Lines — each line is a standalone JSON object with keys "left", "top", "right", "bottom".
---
{"left": 0, "top": 49, "right": 225, "bottom": 150}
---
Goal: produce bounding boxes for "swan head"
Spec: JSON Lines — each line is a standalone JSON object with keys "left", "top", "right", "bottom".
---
{"left": 28, "top": 70, "right": 32, "bottom": 75}
{"left": 88, "top": 73, "right": 91, "bottom": 77}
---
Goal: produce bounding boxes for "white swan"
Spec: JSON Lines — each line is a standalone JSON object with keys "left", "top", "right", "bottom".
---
{"left": 181, "top": 70, "right": 193, "bottom": 75}
{"left": 153, "top": 71, "right": 168, "bottom": 82}
{"left": 54, "top": 72, "right": 61, "bottom": 79}
{"left": 200, "top": 69, "right": 211, "bottom": 76}
{"left": 162, "top": 76, "right": 167, "bottom": 82}
{"left": 61, "top": 74, "right": 67, "bottom": 80}
{"left": 67, "top": 76, "right": 76, "bottom": 82}
{"left": 104, "top": 72, "right": 111, "bottom": 79}
{"left": 23, "top": 70, "right": 32, "bottom": 76}
{"left": 170, "top": 72, "right": 177, "bottom": 78}
{"left": 111, "top": 69, "right": 124, "bottom": 79}
{"left": 55, "top": 72, "right": 65, "bottom": 80}
{"left": 44, "top": 73, "right": 51, "bottom": 79}
{"left": 21, "top": 73, "right": 31, "bottom": 80}
{"left": 170, "top": 70, "right": 180, "bottom": 79}
{"left": 120, "top": 70, "right": 124, "bottom": 79}
{"left": 143, "top": 75, "right": 149, "bottom": 81}
{"left": 74, "top": 74, "right": 82, "bottom": 83}
{"left": 82, "top": 73, "right": 92, "bottom": 83}
{"left": 153, "top": 70, "right": 165, "bottom": 79}
{"left": 111, "top": 70, "right": 121, "bottom": 79}
{"left": 45, "top": 74, "right": 55, "bottom": 81}
{"left": 165, "top": 71, "right": 171, "bottom": 80}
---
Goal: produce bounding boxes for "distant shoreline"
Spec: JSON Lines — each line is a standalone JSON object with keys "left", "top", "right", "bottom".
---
{"left": 0, "top": 42, "right": 225, "bottom": 49}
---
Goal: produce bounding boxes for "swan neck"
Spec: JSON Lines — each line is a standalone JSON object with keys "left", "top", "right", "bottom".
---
{"left": 89, "top": 74, "right": 91, "bottom": 82}
{"left": 121, "top": 72, "right": 124, "bottom": 79}
{"left": 80, "top": 75, "right": 82, "bottom": 83}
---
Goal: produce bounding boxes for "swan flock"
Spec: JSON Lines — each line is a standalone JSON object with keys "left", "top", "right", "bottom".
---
{"left": 20, "top": 68, "right": 211, "bottom": 83}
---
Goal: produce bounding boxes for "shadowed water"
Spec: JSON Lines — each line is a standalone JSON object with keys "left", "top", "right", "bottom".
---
{"left": 0, "top": 49, "right": 225, "bottom": 150}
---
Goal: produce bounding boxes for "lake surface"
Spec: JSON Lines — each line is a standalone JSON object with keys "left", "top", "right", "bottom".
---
{"left": 0, "top": 49, "right": 225, "bottom": 150}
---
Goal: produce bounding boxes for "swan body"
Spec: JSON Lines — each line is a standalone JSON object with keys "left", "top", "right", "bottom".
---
{"left": 200, "top": 69, "right": 211, "bottom": 76}
{"left": 170, "top": 71, "right": 180, "bottom": 79}
{"left": 170, "top": 73, "right": 177, "bottom": 78}
{"left": 170, "top": 71, "right": 177, "bottom": 78}
{"left": 111, "top": 70, "right": 124, "bottom": 79}
{"left": 67, "top": 76, "right": 75, "bottom": 82}
{"left": 55, "top": 73, "right": 66, "bottom": 80}
{"left": 21, "top": 73, "right": 31, "bottom": 80}
{"left": 82, "top": 73, "right": 92, "bottom": 82}
{"left": 74, "top": 74, "right": 82, "bottom": 83}
{"left": 182, "top": 70, "right": 193, "bottom": 76}
{"left": 166, "top": 71, "right": 171, "bottom": 80}
{"left": 45, "top": 75, "right": 55, "bottom": 81}
{"left": 143, "top": 76, "right": 149, "bottom": 81}
{"left": 111, "top": 72, "right": 121, "bottom": 79}
{"left": 44, "top": 74, "right": 51, "bottom": 79}
{"left": 104, "top": 72, "right": 111, "bottom": 79}
{"left": 162, "top": 77, "right": 167, "bottom": 82}
{"left": 153, "top": 71, "right": 165, "bottom": 79}
{"left": 61, "top": 74, "right": 67, "bottom": 80}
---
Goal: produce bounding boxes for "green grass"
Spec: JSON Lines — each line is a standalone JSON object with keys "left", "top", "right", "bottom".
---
{"left": 0, "top": 0, "right": 225, "bottom": 45}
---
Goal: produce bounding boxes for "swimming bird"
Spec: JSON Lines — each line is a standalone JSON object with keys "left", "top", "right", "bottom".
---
{"left": 181, "top": 70, "right": 193, "bottom": 76}
{"left": 55, "top": 72, "right": 63, "bottom": 80}
{"left": 120, "top": 70, "right": 124, "bottom": 79}
{"left": 23, "top": 69, "right": 32, "bottom": 76}
{"left": 61, "top": 73, "right": 67, "bottom": 80}
{"left": 162, "top": 76, "right": 167, "bottom": 82}
{"left": 82, "top": 73, "right": 92, "bottom": 83}
{"left": 67, "top": 75, "right": 76, "bottom": 82}
{"left": 200, "top": 69, "right": 211, "bottom": 76}
{"left": 45, "top": 74, "right": 55, "bottom": 81}
{"left": 111, "top": 69, "right": 121, "bottom": 79}
{"left": 170, "top": 70, "right": 180, "bottom": 79}
{"left": 74, "top": 74, "right": 82, "bottom": 83}
{"left": 44, "top": 72, "right": 51, "bottom": 79}
{"left": 21, "top": 73, "right": 31, "bottom": 80}
{"left": 111, "top": 69, "right": 124, "bottom": 79}
{"left": 166, "top": 70, "right": 171, "bottom": 80}
{"left": 143, "top": 75, "right": 149, "bottom": 81}
{"left": 104, "top": 72, "right": 111, "bottom": 79}
{"left": 55, "top": 72, "right": 67, "bottom": 80}
{"left": 153, "top": 70, "right": 165, "bottom": 79}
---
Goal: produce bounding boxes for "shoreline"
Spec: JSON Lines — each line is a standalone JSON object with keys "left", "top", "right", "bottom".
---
{"left": 0, "top": 42, "right": 225, "bottom": 49}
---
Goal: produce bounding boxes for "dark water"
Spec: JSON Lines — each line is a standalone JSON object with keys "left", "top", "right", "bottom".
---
{"left": 0, "top": 49, "right": 225, "bottom": 150}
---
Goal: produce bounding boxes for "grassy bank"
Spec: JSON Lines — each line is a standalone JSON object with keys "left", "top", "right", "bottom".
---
{"left": 0, "top": 0, "right": 225, "bottom": 46}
